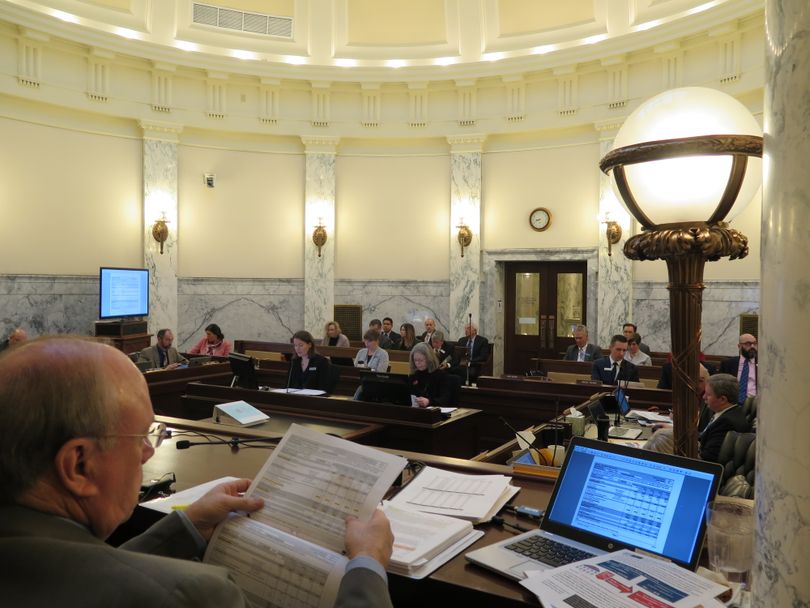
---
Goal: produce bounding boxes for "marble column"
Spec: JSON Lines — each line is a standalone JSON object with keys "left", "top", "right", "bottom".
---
{"left": 140, "top": 121, "right": 181, "bottom": 337}
{"left": 754, "top": 2, "right": 810, "bottom": 606}
{"left": 302, "top": 136, "right": 338, "bottom": 335}
{"left": 594, "top": 121, "right": 633, "bottom": 347}
{"left": 448, "top": 135, "right": 485, "bottom": 338}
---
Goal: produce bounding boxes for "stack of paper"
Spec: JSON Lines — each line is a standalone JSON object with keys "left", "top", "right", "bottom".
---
{"left": 387, "top": 465, "right": 519, "bottom": 524}
{"left": 520, "top": 549, "right": 730, "bottom": 608}
{"left": 626, "top": 410, "right": 672, "bottom": 423}
{"left": 383, "top": 504, "right": 483, "bottom": 579}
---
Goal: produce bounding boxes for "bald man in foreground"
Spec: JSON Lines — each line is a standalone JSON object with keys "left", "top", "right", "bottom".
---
{"left": 0, "top": 337, "right": 394, "bottom": 607}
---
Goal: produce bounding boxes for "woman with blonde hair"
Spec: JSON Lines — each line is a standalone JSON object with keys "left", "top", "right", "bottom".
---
{"left": 323, "top": 320, "right": 350, "bottom": 347}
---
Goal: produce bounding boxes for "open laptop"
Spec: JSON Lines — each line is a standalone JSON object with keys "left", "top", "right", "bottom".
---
{"left": 466, "top": 436, "right": 722, "bottom": 580}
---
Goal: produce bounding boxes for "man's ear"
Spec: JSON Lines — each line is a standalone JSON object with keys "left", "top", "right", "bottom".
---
{"left": 53, "top": 438, "right": 103, "bottom": 498}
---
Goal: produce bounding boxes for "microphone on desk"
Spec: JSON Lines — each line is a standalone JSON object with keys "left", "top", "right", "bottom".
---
{"left": 175, "top": 437, "right": 278, "bottom": 450}
{"left": 499, "top": 416, "right": 551, "bottom": 465}
{"left": 285, "top": 357, "right": 295, "bottom": 393}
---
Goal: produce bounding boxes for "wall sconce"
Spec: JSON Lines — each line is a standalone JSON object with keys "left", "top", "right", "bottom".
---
{"left": 151, "top": 216, "right": 170, "bottom": 255}
{"left": 312, "top": 220, "right": 328, "bottom": 257}
{"left": 603, "top": 220, "right": 622, "bottom": 256}
{"left": 600, "top": 86, "right": 762, "bottom": 458}
{"left": 457, "top": 223, "right": 473, "bottom": 257}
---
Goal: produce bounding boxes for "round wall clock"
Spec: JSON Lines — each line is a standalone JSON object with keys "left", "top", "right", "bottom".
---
{"left": 529, "top": 207, "right": 552, "bottom": 232}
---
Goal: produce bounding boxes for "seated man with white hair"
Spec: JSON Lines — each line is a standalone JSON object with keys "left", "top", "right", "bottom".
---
{"left": 0, "top": 337, "right": 395, "bottom": 607}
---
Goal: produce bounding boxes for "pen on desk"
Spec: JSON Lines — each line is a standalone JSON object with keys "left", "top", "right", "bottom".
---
{"left": 171, "top": 505, "right": 189, "bottom": 511}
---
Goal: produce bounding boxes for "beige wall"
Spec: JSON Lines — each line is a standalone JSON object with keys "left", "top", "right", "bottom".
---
{"left": 335, "top": 153, "right": 450, "bottom": 280}
{"left": 177, "top": 143, "right": 304, "bottom": 278}
{"left": 482, "top": 139, "right": 601, "bottom": 250}
{"left": 0, "top": 116, "right": 142, "bottom": 274}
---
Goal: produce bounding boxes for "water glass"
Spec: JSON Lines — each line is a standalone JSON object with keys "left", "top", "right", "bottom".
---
{"left": 705, "top": 501, "right": 754, "bottom": 589}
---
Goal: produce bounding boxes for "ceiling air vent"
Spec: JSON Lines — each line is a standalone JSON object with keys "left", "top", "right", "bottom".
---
{"left": 192, "top": 3, "right": 293, "bottom": 39}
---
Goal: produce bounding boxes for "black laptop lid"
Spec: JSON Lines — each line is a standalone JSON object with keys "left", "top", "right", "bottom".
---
{"left": 540, "top": 437, "right": 722, "bottom": 571}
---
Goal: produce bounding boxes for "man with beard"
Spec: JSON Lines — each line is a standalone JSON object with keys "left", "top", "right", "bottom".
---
{"left": 720, "top": 333, "right": 758, "bottom": 404}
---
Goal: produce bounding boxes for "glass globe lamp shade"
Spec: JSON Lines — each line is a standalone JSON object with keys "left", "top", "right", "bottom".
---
{"left": 611, "top": 87, "right": 762, "bottom": 227}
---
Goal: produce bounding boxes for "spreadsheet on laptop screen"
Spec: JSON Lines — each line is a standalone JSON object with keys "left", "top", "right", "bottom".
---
{"left": 547, "top": 444, "right": 716, "bottom": 565}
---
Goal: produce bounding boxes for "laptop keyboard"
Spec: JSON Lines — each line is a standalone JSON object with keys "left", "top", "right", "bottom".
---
{"left": 609, "top": 426, "right": 640, "bottom": 438}
{"left": 505, "top": 535, "right": 596, "bottom": 568}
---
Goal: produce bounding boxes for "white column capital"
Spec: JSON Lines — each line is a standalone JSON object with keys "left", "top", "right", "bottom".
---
{"left": 447, "top": 134, "right": 487, "bottom": 153}
{"left": 301, "top": 136, "right": 340, "bottom": 154}
{"left": 139, "top": 120, "right": 183, "bottom": 142}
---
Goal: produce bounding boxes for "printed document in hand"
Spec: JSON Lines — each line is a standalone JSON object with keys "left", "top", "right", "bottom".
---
{"left": 204, "top": 424, "right": 407, "bottom": 608}
{"left": 382, "top": 503, "right": 483, "bottom": 579}
{"left": 387, "top": 465, "right": 519, "bottom": 523}
{"left": 520, "top": 549, "right": 729, "bottom": 608}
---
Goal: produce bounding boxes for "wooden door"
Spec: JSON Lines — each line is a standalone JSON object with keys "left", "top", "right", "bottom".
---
{"left": 504, "top": 262, "right": 588, "bottom": 374}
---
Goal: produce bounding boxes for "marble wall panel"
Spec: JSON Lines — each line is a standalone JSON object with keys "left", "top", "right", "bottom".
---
{"left": 633, "top": 280, "right": 760, "bottom": 356}
{"left": 0, "top": 274, "right": 98, "bottom": 337}
{"left": 176, "top": 278, "right": 304, "bottom": 350}
{"left": 334, "top": 280, "right": 450, "bottom": 339}
{"left": 449, "top": 149, "right": 481, "bottom": 337}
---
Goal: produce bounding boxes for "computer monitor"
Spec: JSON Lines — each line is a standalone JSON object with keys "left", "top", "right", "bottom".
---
{"left": 228, "top": 353, "right": 259, "bottom": 390}
{"left": 358, "top": 371, "right": 412, "bottom": 406}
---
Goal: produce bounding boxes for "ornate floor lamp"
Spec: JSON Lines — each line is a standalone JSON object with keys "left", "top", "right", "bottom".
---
{"left": 599, "top": 87, "right": 762, "bottom": 458}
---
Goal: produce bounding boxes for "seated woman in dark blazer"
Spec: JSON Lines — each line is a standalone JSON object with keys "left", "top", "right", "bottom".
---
{"left": 288, "top": 330, "right": 331, "bottom": 391}
{"left": 408, "top": 342, "right": 454, "bottom": 407}
{"left": 397, "top": 323, "right": 418, "bottom": 351}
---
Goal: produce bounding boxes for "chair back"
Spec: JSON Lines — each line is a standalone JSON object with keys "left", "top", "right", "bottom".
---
{"left": 717, "top": 431, "right": 756, "bottom": 499}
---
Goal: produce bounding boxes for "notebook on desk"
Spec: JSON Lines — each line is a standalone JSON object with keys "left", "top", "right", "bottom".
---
{"left": 465, "top": 436, "right": 722, "bottom": 581}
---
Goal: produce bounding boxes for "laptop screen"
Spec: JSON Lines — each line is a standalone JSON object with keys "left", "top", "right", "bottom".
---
{"left": 542, "top": 437, "right": 722, "bottom": 570}
{"left": 615, "top": 387, "right": 630, "bottom": 416}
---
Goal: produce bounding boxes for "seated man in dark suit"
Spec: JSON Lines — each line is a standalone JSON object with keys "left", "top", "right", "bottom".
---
{"left": 380, "top": 317, "right": 402, "bottom": 348}
{"left": 699, "top": 373, "right": 750, "bottom": 462}
{"left": 720, "top": 333, "right": 758, "bottom": 404}
{"left": 450, "top": 323, "right": 490, "bottom": 383}
{"left": 368, "top": 319, "right": 393, "bottom": 349}
{"left": 138, "top": 328, "right": 188, "bottom": 370}
{"left": 591, "top": 335, "right": 640, "bottom": 385}
{"left": 0, "top": 337, "right": 395, "bottom": 608}
{"left": 563, "top": 324, "right": 600, "bottom": 361}
{"left": 418, "top": 318, "right": 437, "bottom": 344}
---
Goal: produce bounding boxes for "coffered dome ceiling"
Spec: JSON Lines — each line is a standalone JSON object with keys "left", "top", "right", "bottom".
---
{"left": 2, "top": 0, "right": 763, "bottom": 81}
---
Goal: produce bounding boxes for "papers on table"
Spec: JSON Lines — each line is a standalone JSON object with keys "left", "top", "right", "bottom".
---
{"left": 383, "top": 503, "right": 483, "bottom": 579}
{"left": 520, "top": 549, "right": 729, "bottom": 608}
{"left": 387, "top": 465, "right": 519, "bottom": 524}
{"left": 141, "top": 476, "right": 240, "bottom": 514}
{"left": 270, "top": 388, "right": 326, "bottom": 396}
{"left": 626, "top": 410, "right": 673, "bottom": 423}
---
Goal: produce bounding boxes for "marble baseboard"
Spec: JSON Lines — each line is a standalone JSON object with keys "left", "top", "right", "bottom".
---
{"left": 177, "top": 278, "right": 304, "bottom": 351}
{"left": 0, "top": 274, "right": 761, "bottom": 361}
{"left": 335, "top": 280, "right": 450, "bottom": 338}
{"left": 633, "top": 280, "right": 760, "bottom": 356}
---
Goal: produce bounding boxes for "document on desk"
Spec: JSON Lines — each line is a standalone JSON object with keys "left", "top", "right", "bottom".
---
{"left": 387, "top": 465, "right": 519, "bottom": 523}
{"left": 204, "top": 424, "right": 407, "bottom": 608}
{"left": 270, "top": 388, "right": 326, "bottom": 396}
{"left": 520, "top": 549, "right": 728, "bottom": 608}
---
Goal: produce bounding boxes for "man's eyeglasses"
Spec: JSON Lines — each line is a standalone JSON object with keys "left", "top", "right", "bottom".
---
{"left": 740, "top": 341, "right": 758, "bottom": 347}
{"left": 101, "top": 422, "right": 170, "bottom": 449}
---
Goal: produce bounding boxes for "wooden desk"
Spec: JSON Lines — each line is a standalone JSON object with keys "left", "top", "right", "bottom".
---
{"left": 177, "top": 382, "right": 483, "bottom": 459}
{"left": 135, "top": 418, "right": 555, "bottom": 607}
{"left": 144, "top": 363, "right": 234, "bottom": 416}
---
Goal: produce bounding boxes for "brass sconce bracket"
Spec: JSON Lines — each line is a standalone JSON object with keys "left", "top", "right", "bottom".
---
{"left": 312, "top": 223, "right": 328, "bottom": 257}
{"left": 457, "top": 224, "right": 473, "bottom": 257}
{"left": 604, "top": 220, "right": 622, "bottom": 257}
{"left": 151, "top": 217, "right": 170, "bottom": 255}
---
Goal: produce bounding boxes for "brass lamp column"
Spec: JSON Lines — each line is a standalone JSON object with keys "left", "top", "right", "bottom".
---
{"left": 599, "top": 89, "right": 762, "bottom": 458}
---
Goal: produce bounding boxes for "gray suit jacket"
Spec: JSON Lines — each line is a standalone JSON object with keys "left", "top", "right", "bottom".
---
{"left": 355, "top": 347, "right": 390, "bottom": 372}
{"left": 564, "top": 343, "right": 601, "bottom": 361}
{"left": 138, "top": 344, "right": 188, "bottom": 368}
{"left": 1, "top": 506, "right": 392, "bottom": 608}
